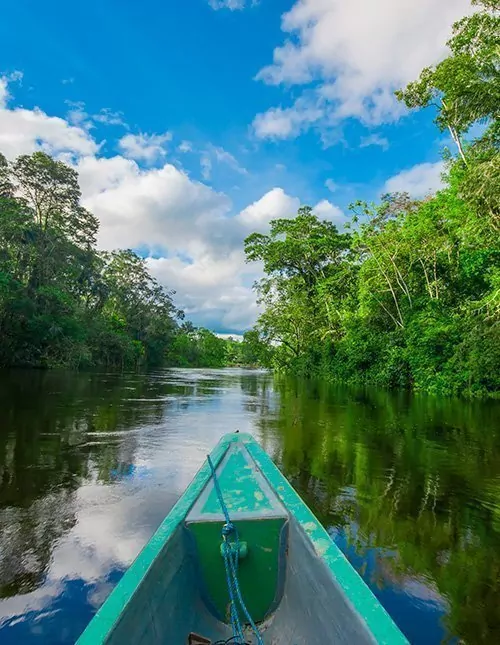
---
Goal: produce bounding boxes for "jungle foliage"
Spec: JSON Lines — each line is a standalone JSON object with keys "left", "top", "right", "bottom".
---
{"left": 244, "top": 1, "right": 499, "bottom": 397}
{"left": 0, "top": 150, "right": 256, "bottom": 370}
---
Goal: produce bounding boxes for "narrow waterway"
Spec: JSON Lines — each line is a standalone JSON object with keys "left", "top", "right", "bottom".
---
{"left": 0, "top": 368, "right": 498, "bottom": 644}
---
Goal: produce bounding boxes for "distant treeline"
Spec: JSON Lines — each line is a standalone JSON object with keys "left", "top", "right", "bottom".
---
{"left": 243, "top": 1, "right": 499, "bottom": 397}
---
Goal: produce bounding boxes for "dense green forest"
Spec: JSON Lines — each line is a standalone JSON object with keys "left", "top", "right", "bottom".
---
{"left": 0, "top": 150, "right": 261, "bottom": 370}
{"left": 245, "top": 0, "right": 499, "bottom": 397}
{"left": 0, "top": 1, "right": 498, "bottom": 396}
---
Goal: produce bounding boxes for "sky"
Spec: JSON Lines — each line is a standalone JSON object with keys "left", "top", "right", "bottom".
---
{"left": 0, "top": 0, "right": 473, "bottom": 333}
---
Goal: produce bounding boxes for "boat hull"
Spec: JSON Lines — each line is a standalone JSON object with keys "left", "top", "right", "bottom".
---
{"left": 77, "top": 433, "right": 408, "bottom": 644}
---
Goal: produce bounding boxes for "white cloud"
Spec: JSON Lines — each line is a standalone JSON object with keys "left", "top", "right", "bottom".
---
{"left": 254, "top": 0, "right": 472, "bottom": 138}
{"left": 80, "top": 157, "right": 231, "bottom": 255}
{"left": 383, "top": 161, "right": 445, "bottom": 198}
{"left": 177, "top": 140, "right": 193, "bottom": 153}
{"left": 236, "top": 188, "right": 346, "bottom": 232}
{"left": 0, "top": 81, "right": 8, "bottom": 109}
{"left": 211, "top": 145, "right": 248, "bottom": 175}
{"left": 312, "top": 199, "right": 347, "bottom": 226}
{"left": 360, "top": 133, "right": 389, "bottom": 150}
{"left": 144, "top": 187, "right": 306, "bottom": 330}
{"left": 0, "top": 77, "right": 98, "bottom": 159}
{"left": 65, "top": 100, "right": 93, "bottom": 130}
{"left": 93, "top": 108, "right": 125, "bottom": 126}
{"left": 0, "top": 71, "right": 22, "bottom": 107}
{"left": 176, "top": 141, "right": 247, "bottom": 178}
{"left": 0, "top": 73, "right": 316, "bottom": 333}
{"left": 148, "top": 251, "right": 261, "bottom": 331}
{"left": 217, "top": 333, "right": 243, "bottom": 341}
{"left": 118, "top": 131, "right": 171, "bottom": 163}
{"left": 325, "top": 178, "right": 338, "bottom": 193}
{"left": 253, "top": 97, "right": 324, "bottom": 139}
{"left": 238, "top": 187, "right": 300, "bottom": 230}
{"left": 196, "top": 144, "right": 248, "bottom": 178}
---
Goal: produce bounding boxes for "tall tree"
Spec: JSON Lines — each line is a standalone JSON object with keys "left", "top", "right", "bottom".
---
{"left": 245, "top": 208, "right": 353, "bottom": 351}
{"left": 396, "top": 0, "right": 500, "bottom": 230}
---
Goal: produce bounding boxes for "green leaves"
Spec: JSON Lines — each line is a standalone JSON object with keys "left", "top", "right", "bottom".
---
{"left": 244, "top": 208, "right": 355, "bottom": 371}
{"left": 0, "top": 151, "right": 185, "bottom": 369}
{"left": 246, "top": 42, "right": 499, "bottom": 398}
{"left": 396, "top": 2, "right": 499, "bottom": 174}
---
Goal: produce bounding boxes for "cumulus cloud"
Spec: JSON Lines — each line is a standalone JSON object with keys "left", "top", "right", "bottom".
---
{"left": 253, "top": 97, "right": 324, "bottom": 140}
{"left": 254, "top": 0, "right": 472, "bottom": 139}
{"left": 312, "top": 199, "right": 347, "bottom": 227}
{"left": 0, "top": 74, "right": 303, "bottom": 332}
{"left": 238, "top": 187, "right": 300, "bottom": 230}
{"left": 236, "top": 189, "right": 345, "bottom": 231}
{"left": 383, "top": 161, "right": 445, "bottom": 198}
{"left": 148, "top": 251, "right": 261, "bottom": 331}
{"left": 0, "top": 77, "right": 98, "bottom": 159}
{"left": 77, "top": 156, "right": 231, "bottom": 255}
{"left": 118, "top": 131, "right": 172, "bottom": 163}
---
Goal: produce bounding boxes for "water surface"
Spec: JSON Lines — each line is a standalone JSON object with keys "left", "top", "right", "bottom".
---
{"left": 0, "top": 368, "right": 499, "bottom": 644}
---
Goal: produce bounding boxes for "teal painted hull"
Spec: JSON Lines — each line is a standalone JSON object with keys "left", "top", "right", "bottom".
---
{"left": 77, "top": 433, "right": 408, "bottom": 644}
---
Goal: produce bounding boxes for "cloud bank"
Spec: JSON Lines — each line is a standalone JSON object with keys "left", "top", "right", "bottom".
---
{"left": 0, "top": 75, "right": 345, "bottom": 332}
{"left": 253, "top": 0, "right": 472, "bottom": 140}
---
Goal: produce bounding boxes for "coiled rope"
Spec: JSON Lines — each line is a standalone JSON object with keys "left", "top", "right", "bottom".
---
{"left": 207, "top": 455, "right": 264, "bottom": 645}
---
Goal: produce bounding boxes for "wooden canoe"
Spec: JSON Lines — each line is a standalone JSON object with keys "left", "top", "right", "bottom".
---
{"left": 77, "top": 433, "right": 408, "bottom": 644}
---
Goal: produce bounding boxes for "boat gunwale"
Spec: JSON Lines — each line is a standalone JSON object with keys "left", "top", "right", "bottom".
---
{"left": 244, "top": 436, "right": 409, "bottom": 645}
{"left": 76, "top": 435, "right": 233, "bottom": 644}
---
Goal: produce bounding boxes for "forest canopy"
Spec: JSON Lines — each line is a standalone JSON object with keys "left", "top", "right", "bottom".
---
{"left": 0, "top": 150, "right": 263, "bottom": 370}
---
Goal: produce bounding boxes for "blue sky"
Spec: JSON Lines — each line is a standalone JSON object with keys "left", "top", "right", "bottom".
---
{"left": 0, "top": 0, "right": 472, "bottom": 333}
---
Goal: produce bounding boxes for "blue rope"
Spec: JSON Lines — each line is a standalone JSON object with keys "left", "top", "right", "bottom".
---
{"left": 207, "top": 455, "right": 264, "bottom": 645}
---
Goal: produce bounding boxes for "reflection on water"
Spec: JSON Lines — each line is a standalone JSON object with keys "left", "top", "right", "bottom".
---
{"left": 0, "top": 369, "right": 499, "bottom": 644}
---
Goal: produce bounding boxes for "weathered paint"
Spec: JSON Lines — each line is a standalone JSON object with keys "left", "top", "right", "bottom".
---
{"left": 187, "top": 518, "right": 287, "bottom": 623}
{"left": 186, "top": 439, "right": 288, "bottom": 625}
{"left": 242, "top": 434, "right": 409, "bottom": 645}
{"left": 187, "top": 442, "right": 286, "bottom": 523}
{"left": 76, "top": 435, "right": 234, "bottom": 645}
{"left": 202, "top": 449, "right": 272, "bottom": 514}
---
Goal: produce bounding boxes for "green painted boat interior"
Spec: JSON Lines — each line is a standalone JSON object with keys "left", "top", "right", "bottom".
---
{"left": 77, "top": 433, "right": 409, "bottom": 645}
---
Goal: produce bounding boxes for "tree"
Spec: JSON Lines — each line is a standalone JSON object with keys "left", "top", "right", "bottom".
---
{"left": 396, "top": 1, "right": 499, "bottom": 163}
{"left": 396, "top": 0, "right": 500, "bottom": 230}
{"left": 0, "top": 151, "right": 190, "bottom": 369}
{"left": 9, "top": 152, "right": 99, "bottom": 291}
{"left": 245, "top": 208, "right": 354, "bottom": 368}
{"left": 240, "top": 330, "right": 272, "bottom": 367}
{"left": 99, "top": 249, "right": 180, "bottom": 367}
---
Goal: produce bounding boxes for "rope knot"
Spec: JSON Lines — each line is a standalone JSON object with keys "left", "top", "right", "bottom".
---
{"left": 207, "top": 453, "right": 263, "bottom": 645}
{"left": 222, "top": 521, "right": 235, "bottom": 537}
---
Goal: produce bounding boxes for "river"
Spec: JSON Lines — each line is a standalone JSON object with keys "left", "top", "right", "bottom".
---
{"left": 0, "top": 368, "right": 498, "bottom": 644}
